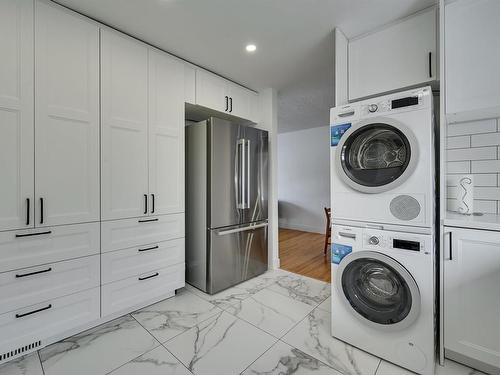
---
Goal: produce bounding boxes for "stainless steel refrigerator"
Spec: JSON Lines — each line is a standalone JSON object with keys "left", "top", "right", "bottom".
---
{"left": 185, "top": 117, "right": 269, "bottom": 294}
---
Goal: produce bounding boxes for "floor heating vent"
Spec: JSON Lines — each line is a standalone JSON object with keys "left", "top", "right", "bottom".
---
{"left": 0, "top": 340, "right": 42, "bottom": 364}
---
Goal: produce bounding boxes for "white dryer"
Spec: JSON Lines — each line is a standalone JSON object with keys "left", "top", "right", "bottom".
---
{"left": 331, "top": 224, "right": 435, "bottom": 375}
{"left": 330, "top": 87, "right": 435, "bottom": 231}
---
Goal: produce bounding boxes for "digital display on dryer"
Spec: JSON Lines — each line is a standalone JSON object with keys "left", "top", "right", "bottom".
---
{"left": 393, "top": 239, "right": 420, "bottom": 251}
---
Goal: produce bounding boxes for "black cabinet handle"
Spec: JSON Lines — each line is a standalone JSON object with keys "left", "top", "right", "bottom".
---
{"left": 138, "top": 218, "right": 159, "bottom": 223}
{"left": 143, "top": 194, "right": 148, "bottom": 215}
{"left": 16, "top": 304, "right": 52, "bottom": 318}
{"left": 15, "top": 231, "right": 52, "bottom": 238}
{"left": 138, "top": 245, "right": 159, "bottom": 252}
{"left": 151, "top": 194, "right": 155, "bottom": 214}
{"left": 229, "top": 97, "right": 233, "bottom": 113}
{"left": 16, "top": 267, "right": 52, "bottom": 278}
{"left": 225, "top": 96, "right": 229, "bottom": 111}
{"left": 428, "top": 52, "right": 432, "bottom": 78}
{"left": 138, "top": 272, "right": 159, "bottom": 281}
{"left": 40, "top": 197, "right": 44, "bottom": 224}
{"left": 26, "top": 198, "right": 30, "bottom": 226}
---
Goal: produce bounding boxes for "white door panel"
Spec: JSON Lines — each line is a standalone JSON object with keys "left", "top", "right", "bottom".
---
{"left": 101, "top": 30, "right": 149, "bottom": 220}
{"left": 0, "top": 0, "right": 34, "bottom": 231}
{"left": 444, "top": 228, "right": 500, "bottom": 369}
{"left": 195, "top": 69, "right": 228, "bottom": 112}
{"left": 148, "top": 49, "right": 185, "bottom": 215}
{"left": 35, "top": 2, "right": 99, "bottom": 226}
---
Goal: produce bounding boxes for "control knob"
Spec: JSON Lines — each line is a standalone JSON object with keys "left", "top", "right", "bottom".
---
{"left": 369, "top": 236, "right": 380, "bottom": 245}
{"left": 368, "top": 104, "right": 378, "bottom": 113}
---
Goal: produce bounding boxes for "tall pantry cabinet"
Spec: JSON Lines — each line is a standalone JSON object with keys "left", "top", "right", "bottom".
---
{"left": 0, "top": 1, "right": 185, "bottom": 361}
{"left": 101, "top": 30, "right": 185, "bottom": 220}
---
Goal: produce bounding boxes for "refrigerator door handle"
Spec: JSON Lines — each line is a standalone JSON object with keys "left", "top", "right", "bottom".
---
{"left": 236, "top": 139, "right": 245, "bottom": 209}
{"left": 246, "top": 139, "right": 251, "bottom": 209}
{"left": 216, "top": 222, "right": 268, "bottom": 236}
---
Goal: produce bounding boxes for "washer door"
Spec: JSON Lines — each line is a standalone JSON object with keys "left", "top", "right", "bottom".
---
{"left": 335, "top": 117, "right": 419, "bottom": 193}
{"left": 336, "top": 251, "right": 420, "bottom": 330}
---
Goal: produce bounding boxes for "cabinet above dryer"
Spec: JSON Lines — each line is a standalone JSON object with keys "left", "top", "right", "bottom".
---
{"left": 348, "top": 7, "right": 438, "bottom": 101}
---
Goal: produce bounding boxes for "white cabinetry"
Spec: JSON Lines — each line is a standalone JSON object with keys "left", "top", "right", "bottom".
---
{"left": 349, "top": 7, "right": 437, "bottom": 100}
{"left": 101, "top": 30, "right": 149, "bottom": 221}
{"left": 101, "top": 31, "right": 185, "bottom": 220}
{"left": 0, "top": 0, "right": 34, "bottom": 231}
{"left": 445, "top": 0, "right": 500, "bottom": 122}
{"left": 195, "top": 69, "right": 259, "bottom": 122}
{"left": 149, "top": 49, "right": 185, "bottom": 216}
{"left": 444, "top": 227, "right": 500, "bottom": 372}
{"left": 35, "top": 1, "right": 100, "bottom": 226}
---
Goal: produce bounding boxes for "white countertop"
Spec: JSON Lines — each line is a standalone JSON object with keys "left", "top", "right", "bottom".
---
{"left": 443, "top": 211, "right": 500, "bottom": 231}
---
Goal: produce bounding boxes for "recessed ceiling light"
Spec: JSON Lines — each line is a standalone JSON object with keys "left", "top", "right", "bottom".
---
{"left": 246, "top": 44, "right": 257, "bottom": 52}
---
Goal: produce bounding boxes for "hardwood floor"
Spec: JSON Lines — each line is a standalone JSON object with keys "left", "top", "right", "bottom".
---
{"left": 279, "top": 228, "right": 331, "bottom": 283}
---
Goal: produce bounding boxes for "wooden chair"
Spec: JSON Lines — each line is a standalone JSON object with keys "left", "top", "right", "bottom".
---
{"left": 324, "top": 207, "right": 331, "bottom": 256}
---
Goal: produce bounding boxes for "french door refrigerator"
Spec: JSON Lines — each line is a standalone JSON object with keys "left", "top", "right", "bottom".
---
{"left": 186, "top": 117, "right": 269, "bottom": 294}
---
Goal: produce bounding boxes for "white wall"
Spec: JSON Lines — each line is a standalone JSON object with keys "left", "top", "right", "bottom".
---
{"left": 278, "top": 125, "right": 330, "bottom": 234}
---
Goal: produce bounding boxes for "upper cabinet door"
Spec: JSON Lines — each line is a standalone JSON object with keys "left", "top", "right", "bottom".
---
{"left": 349, "top": 7, "right": 437, "bottom": 100}
{"left": 195, "top": 69, "right": 228, "bottom": 113}
{"left": 227, "top": 83, "right": 253, "bottom": 121}
{"left": 444, "top": 227, "right": 500, "bottom": 370}
{"left": 148, "top": 49, "right": 185, "bottom": 215}
{"left": 445, "top": 0, "right": 500, "bottom": 121}
{"left": 35, "top": 2, "right": 99, "bottom": 227}
{"left": 0, "top": 0, "right": 34, "bottom": 231}
{"left": 101, "top": 30, "right": 149, "bottom": 220}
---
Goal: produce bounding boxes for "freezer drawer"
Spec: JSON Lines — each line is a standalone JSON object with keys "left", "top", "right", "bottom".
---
{"left": 208, "top": 221, "right": 268, "bottom": 294}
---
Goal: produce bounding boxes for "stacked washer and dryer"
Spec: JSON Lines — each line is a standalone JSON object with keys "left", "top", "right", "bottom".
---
{"left": 329, "top": 87, "right": 436, "bottom": 375}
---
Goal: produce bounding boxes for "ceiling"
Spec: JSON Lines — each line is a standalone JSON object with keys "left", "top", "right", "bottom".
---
{"left": 55, "top": 0, "right": 436, "bottom": 133}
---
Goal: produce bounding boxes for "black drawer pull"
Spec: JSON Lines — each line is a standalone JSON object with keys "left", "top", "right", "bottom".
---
{"left": 138, "top": 272, "right": 159, "bottom": 281}
{"left": 138, "top": 245, "right": 159, "bottom": 252}
{"left": 138, "top": 218, "right": 159, "bottom": 223}
{"left": 15, "top": 231, "right": 52, "bottom": 238}
{"left": 16, "top": 267, "right": 52, "bottom": 278}
{"left": 16, "top": 304, "right": 52, "bottom": 318}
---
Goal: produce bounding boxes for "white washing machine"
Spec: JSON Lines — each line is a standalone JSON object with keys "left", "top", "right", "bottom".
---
{"left": 331, "top": 224, "right": 435, "bottom": 375}
{"left": 330, "top": 87, "right": 435, "bottom": 232}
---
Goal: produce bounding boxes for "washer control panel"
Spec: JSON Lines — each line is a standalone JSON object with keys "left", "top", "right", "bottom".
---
{"left": 363, "top": 231, "right": 425, "bottom": 252}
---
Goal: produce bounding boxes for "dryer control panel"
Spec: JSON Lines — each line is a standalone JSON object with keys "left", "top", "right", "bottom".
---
{"left": 359, "top": 87, "right": 430, "bottom": 117}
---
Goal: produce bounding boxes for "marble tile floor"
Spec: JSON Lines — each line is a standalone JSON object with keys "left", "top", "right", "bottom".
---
{"left": 0, "top": 268, "right": 484, "bottom": 375}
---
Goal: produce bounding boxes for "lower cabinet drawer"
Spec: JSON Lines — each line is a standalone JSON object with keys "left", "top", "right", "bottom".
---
{"left": 101, "top": 214, "right": 184, "bottom": 253}
{"left": 0, "top": 222, "right": 100, "bottom": 273}
{"left": 0, "top": 287, "right": 100, "bottom": 356}
{"left": 101, "top": 238, "right": 185, "bottom": 284}
{"left": 0, "top": 255, "right": 100, "bottom": 315}
{"left": 101, "top": 263, "right": 185, "bottom": 317}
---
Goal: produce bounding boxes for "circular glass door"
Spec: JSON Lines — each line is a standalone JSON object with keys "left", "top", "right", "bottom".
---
{"left": 336, "top": 251, "right": 420, "bottom": 328}
{"left": 335, "top": 118, "right": 418, "bottom": 193}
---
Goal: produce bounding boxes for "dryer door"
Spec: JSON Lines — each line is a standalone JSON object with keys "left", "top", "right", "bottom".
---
{"left": 336, "top": 251, "right": 420, "bottom": 330}
{"left": 335, "top": 117, "right": 419, "bottom": 194}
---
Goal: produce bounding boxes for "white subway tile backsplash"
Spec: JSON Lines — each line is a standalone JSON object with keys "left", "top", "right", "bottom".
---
{"left": 447, "top": 147, "right": 496, "bottom": 161}
{"left": 471, "top": 132, "right": 500, "bottom": 147}
{"left": 447, "top": 136, "right": 470, "bottom": 149}
{"left": 472, "top": 160, "right": 500, "bottom": 173}
{"left": 446, "top": 198, "right": 497, "bottom": 214}
{"left": 447, "top": 173, "right": 497, "bottom": 187}
{"left": 474, "top": 200, "right": 498, "bottom": 214}
{"left": 446, "top": 118, "right": 500, "bottom": 210}
{"left": 447, "top": 119, "right": 497, "bottom": 136}
{"left": 474, "top": 187, "right": 500, "bottom": 200}
{"left": 447, "top": 161, "right": 470, "bottom": 174}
